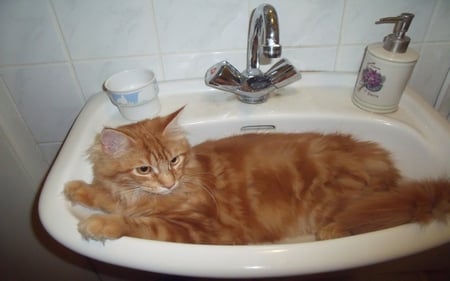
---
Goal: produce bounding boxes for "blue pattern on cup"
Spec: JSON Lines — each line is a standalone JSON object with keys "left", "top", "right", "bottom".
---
{"left": 111, "top": 92, "right": 139, "bottom": 105}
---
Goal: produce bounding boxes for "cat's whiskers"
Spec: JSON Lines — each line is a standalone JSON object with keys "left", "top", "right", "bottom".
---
{"left": 114, "top": 185, "right": 143, "bottom": 203}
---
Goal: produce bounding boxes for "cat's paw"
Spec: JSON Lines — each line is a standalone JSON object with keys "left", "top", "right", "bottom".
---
{"left": 78, "top": 214, "right": 126, "bottom": 241}
{"left": 316, "top": 223, "right": 351, "bottom": 240}
{"left": 64, "top": 180, "right": 92, "bottom": 206}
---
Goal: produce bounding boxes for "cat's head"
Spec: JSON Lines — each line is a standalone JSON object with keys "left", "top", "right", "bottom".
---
{"left": 90, "top": 107, "right": 190, "bottom": 197}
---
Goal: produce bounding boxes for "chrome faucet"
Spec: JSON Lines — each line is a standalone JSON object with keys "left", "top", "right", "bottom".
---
{"left": 244, "top": 3, "right": 281, "bottom": 77}
{"left": 205, "top": 4, "right": 301, "bottom": 104}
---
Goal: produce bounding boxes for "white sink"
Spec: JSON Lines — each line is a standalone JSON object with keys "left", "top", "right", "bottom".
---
{"left": 39, "top": 72, "right": 450, "bottom": 278}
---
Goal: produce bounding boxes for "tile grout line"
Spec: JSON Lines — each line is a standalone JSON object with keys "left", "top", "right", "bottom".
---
{"left": 47, "top": 0, "right": 86, "bottom": 102}
{"left": 334, "top": 0, "right": 349, "bottom": 71}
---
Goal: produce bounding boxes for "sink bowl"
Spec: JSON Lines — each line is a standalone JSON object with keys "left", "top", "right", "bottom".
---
{"left": 38, "top": 72, "right": 450, "bottom": 278}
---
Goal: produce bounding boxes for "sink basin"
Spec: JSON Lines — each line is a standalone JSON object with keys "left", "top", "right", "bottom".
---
{"left": 39, "top": 72, "right": 450, "bottom": 278}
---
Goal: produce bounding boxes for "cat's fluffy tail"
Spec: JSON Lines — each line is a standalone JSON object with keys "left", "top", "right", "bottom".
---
{"left": 335, "top": 179, "right": 450, "bottom": 235}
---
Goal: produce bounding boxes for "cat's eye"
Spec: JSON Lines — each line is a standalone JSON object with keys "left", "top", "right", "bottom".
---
{"left": 170, "top": 155, "right": 181, "bottom": 167}
{"left": 136, "top": 166, "right": 152, "bottom": 174}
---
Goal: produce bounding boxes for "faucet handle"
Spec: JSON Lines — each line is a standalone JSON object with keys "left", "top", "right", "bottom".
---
{"left": 265, "top": 58, "right": 302, "bottom": 89}
{"left": 205, "top": 61, "right": 242, "bottom": 89}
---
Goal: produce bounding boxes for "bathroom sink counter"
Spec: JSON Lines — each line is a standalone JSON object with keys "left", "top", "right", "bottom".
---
{"left": 39, "top": 72, "right": 450, "bottom": 278}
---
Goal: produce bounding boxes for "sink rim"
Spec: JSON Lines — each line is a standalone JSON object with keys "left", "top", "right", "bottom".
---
{"left": 38, "top": 72, "right": 450, "bottom": 278}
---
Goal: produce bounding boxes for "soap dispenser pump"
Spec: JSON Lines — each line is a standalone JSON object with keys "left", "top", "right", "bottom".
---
{"left": 352, "top": 13, "right": 419, "bottom": 113}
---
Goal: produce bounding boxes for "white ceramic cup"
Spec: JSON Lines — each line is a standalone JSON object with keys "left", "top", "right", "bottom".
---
{"left": 104, "top": 69, "right": 160, "bottom": 120}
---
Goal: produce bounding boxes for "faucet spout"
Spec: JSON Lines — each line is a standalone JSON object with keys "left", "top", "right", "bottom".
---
{"left": 204, "top": 4, "right": 301, "bottom": 104}
{"left": 245, "top": 4, "right": 281, "bottom": 77}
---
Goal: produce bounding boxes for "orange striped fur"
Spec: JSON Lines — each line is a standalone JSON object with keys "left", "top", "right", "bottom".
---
{"left": 64, "top": 109, "right": 450, "bottom": 244}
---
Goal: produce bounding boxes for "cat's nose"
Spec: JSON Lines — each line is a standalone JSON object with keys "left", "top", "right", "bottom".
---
{"left": 158, "top": 174, "right": 176, "bottom": 189}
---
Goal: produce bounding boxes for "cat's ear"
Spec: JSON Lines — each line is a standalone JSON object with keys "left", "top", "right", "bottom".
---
{"left": 162, "top": 106, "right": 185, "bottom": 140}
{"left": 100, "top": 128, "right": 134, "bottom": 156}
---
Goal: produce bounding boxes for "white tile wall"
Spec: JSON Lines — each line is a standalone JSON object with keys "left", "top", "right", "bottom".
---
{"left": 425, "top": 0, "right": 450, "bottom": 41}
{"left": 284, "top": 47, "right": 337, "bottom": 71}
{"left": 0, "top": 64, "right": 84, "bottom": 143}
{"left": 410, "top": 43, "right": 450, "bottom": 105}
{"left": 341, "top": 0, "right": 435, "bottom": 44}
{"left": 250, "top": 0, "right": 345, "bottom": 46}
{"left": 154, "top": 0, "right": 248, "bottom": 53}
{"left": 0, "top": 0, "right": 66, "bottom": 65}
{"left": 52, "top": 0, "right": 160, "bottom": 59}
{"left": 0, "top": 0, "right": 449, "bottom": 167}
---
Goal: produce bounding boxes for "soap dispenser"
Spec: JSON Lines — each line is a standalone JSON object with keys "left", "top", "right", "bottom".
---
{"left": 352, "top": 13, "right": 419, "bottom": 113}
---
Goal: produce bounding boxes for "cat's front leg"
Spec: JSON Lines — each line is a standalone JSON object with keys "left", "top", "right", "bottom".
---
{"left": 64, "top": 180, "right": 94, "bottom": 206}
{"left": 79, "top": 215, "right": 212, "bottom": 243}
{"left": 79, "top": 214, "right": 127, "bottom": 241}
{"left": 64, "top": 180, "right": 116, "bottom": 212}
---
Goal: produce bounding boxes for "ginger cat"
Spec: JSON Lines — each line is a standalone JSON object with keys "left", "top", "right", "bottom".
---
{"left": 64, "top": 108, "right": 450, "bottom": 244}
